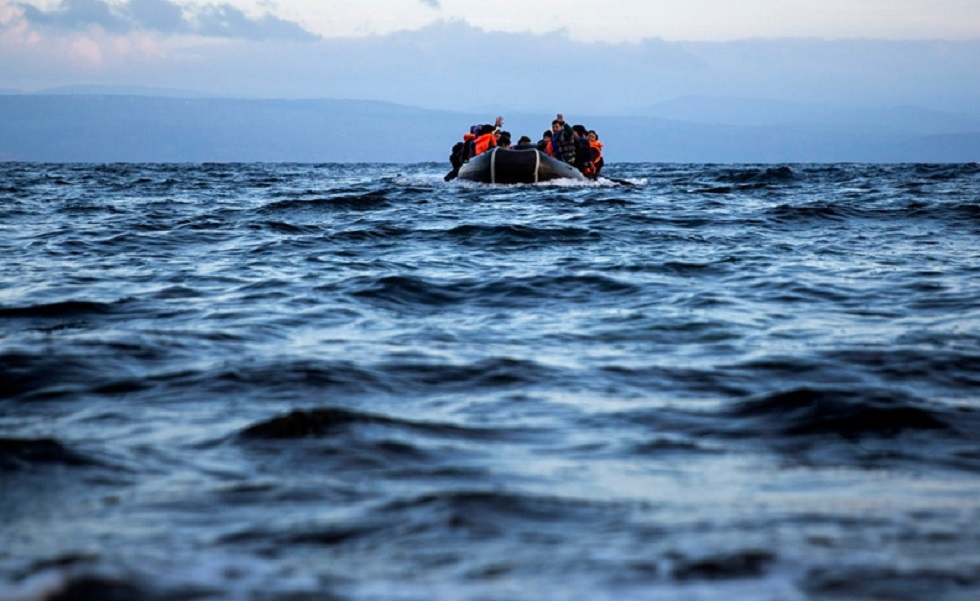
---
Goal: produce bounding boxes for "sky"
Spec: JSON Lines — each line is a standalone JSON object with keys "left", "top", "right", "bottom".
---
{"left": 276, "top": 0, "right": 980, "bottom": 42}
{"left": 4, "top": 0, "right": 980, "bottom": 46}
{"left": 1, "top": 0, "right": 979, "bottom": 115}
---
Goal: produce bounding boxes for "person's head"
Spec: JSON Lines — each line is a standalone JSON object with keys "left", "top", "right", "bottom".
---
{"left": 588, "top": 130, "right": 599, "bottom": 142}
{"left": 498, "top": 135, "right": 512, "bottom": 148}
{"left": 551, "top": 120, "right": 563, "bottom": 133}
{"left": 518, "top": 135, "right": 532, "bottom": 145}
{"left": 572, "top": 124, "right": 588, "bottom": 138}
{"left": 479, "top": 124, "right": 495, "bottom": 135}
{"left": 542, "top": 130, "right": 552, "bottom": 140}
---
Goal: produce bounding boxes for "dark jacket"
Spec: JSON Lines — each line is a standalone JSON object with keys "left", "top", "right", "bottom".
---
{"left": 552, "top": 124, "right": 576, "bottom": 164}
{"left": 574, "top": 136, "right": 599, "bottom": 177}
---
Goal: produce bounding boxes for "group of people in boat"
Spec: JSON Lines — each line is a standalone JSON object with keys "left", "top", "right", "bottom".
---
{"left": 445, "top": 114, "right": 604, "bottom": 181}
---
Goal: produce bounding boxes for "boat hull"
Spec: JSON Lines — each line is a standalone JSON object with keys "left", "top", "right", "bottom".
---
{"left": 457, "top": 148, "right": 588, "bottom": 184}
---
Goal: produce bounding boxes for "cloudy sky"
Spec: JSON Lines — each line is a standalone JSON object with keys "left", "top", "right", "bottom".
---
{"left": 1, "top": 0, "right": 979, "bottom": 114}
{"left": 296, "top": 0, "right": 980, "bottom": 41}
{"left": 4, "top": 0, "right": 980, "bottom": 43}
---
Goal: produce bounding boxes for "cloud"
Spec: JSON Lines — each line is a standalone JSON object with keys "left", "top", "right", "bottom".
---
{"left": 419, "top": 0, "right": 440, "bottom": 8}
{"left": 17, "top": 0, "right": 128, "bottom": 33}
{"left": 190, "top": 3, "right": 316, "bottom": 40}
{"left": 13, "top": 0, "right": 318, "bottom": 40}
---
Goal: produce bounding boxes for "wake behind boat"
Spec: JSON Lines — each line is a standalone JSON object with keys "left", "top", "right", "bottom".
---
{"left": 456, "top": 147, "right": 588, "bottom": 184}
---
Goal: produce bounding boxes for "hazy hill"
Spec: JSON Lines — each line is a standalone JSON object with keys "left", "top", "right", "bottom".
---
{"left": 635, "top": 96, "right": 980, "bottom": 136}
{"left": 1, "top": 94, "right": 978, "bottom": 163}
{"left": 36, "top": 85, "right": 221, "bottom": 99}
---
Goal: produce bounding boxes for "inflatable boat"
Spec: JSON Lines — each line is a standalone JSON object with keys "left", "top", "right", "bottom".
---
{"left": 456, "top": 148, "right": 588, "bottom": 184}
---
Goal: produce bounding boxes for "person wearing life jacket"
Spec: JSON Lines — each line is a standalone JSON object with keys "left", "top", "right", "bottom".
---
{"left": 537, "top": 130, "right": 553, "bottom": 156}
{"left": 444, "top": 129, "right": 478, "bottom": 181}
{"left": 551, "top": 114, "right": 577, "bottom": 164}
{"left": 588, "top": 129, "right": 604, "bottom": 177}
{"left": 445, "top": 118, "right": 502, "bottom": 181}
{"left": 462, "top": 126, "right": 479, "bottom": 160}
{"left": 572, "top": 124, "right": 599, "bottom": 179}
{"left": 473, "top": 116, "right": 504, "bottom": 156}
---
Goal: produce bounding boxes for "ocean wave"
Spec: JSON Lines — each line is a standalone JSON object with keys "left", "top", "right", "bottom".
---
{"left": 0, "top": 437, "right": 100, "bottom": 471}
{"left": 825, "top": 348, "right": 980, "bottom": 392}
{"left": 378, "top": 489, "right": 611, "bottom": 535}
{"left": 725, "top": 387, "right": 955, "bottom": 438}
{"left": 260, "top": 190, "right": 392, "bottom": 212}
{"left": 669, "top": 549, "right": 776, "bottom": 581}
{"left": 325, "top": 225, "right": 414, "bottom": 242}
{"left": 446, "top": 223, "right": 600, "bottom": 246}
{"left": 716, "top": 165, "right": 799, "bottom": 185}
{"left": 804, "top": 564, "right": 980, "bottom": 600}
{"left": 0, "top": 351, "right": 100, "bottom": 402}
{"left": 347, "top": 273, "right": 640, "bottom": 310}
{"left": 610, "top": 384, "right": 980, "bottom": 471}
{"left": 240, "top": 407, "right": 431, "bottom": 439}
{"left": 0, "top": 300, "right": 116, "bottom": 320}
{"left": 715, "top": 387, "right": 980, "bottom": 471}
{"left": 766, "top": 202, "right": 854, "bottom": 222}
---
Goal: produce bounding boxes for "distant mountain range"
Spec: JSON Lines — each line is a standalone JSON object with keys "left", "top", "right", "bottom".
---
{"left": 23, "top": 85, "right": 223, "bottom": 98}
{"left": 633, "top": 96, "right": 980, "bottom": 136}
{"left": 1, "top": 92, "right": 978, "bottom": 163}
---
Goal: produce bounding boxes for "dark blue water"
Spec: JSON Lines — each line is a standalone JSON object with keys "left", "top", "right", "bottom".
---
{"left": 2, "top": 162, "right": 979, "bottom": 601}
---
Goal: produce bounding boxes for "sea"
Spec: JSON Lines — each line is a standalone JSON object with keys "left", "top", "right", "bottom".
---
{"left": 1, "top": 161, "right": 979, "bottom": 601}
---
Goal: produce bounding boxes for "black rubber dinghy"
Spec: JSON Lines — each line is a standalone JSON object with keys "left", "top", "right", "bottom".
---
{"left": 457, "top": 148, "right": 588, "bottom": 184}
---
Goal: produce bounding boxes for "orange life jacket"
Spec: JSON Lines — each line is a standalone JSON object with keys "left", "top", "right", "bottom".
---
{"left": 589, "top": 141, "right": 604, "bottom": 174}
{"left": 589, "top": 141, "right": 603, "bottom": 164}
{"left": 473, "top": 132, "right": 497, "bottom": 156}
